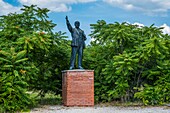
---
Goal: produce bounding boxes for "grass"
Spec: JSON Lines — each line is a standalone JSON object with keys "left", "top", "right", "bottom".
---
{"left": 96, "top": 101, "right": 144, "bottom": 107}
{"left": 29, "top": 91, "right": 62, "bottom": 106}
{"left": 36, "top": 94, "right": 62, "bottom": 105}
{"left": 96, "top": 101, "right": 170, "bottom": 108}
{"left": 29, "top": 92, "right": 170, "bottom": 109}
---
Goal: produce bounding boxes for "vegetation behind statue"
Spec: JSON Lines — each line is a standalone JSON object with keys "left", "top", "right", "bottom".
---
{"left": 0, "top": 5, "right": 70, "bottom": 112}
{"left": 84, "top": 21, "right": 170, "bottom": 105}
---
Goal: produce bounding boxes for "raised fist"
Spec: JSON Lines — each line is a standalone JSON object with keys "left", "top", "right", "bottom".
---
{"left": 65, "top": 16, "right": 68, "bottom": 20}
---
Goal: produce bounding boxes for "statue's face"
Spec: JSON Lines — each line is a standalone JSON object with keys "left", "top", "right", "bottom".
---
{"left": 74, "top": 21, "right": 80, "bottom": 28}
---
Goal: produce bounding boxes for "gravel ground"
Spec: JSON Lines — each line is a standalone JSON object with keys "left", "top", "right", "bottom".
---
{"left": 30, "top": 105, "right": 170, "bottom": 113}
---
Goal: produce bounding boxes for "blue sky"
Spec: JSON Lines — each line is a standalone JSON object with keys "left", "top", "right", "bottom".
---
{"left": 1, "top": 0, "right": 170, "bottom": 44}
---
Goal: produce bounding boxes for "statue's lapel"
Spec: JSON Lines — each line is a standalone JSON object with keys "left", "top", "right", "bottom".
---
{"left": 75, "top": 28, "right": 80, "bottom": 35}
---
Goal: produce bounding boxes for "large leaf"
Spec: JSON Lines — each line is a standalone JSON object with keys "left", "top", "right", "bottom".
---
{"left": 0, "top": 57, "right": 11, "bottom": 63}
{"left": 0, "top": 51, "right": 10, "bottom": 57}
{"left": 16, "top": 50, "right": 27, "bottom": 60}
{"left": 3, "top": 65, "right": 13, "bottom": 68}
{"left": 14, "top": 58, "right": 28, "bottom": 64}
{"left": 14, "top": 70, "right": 19, "bottom": 77}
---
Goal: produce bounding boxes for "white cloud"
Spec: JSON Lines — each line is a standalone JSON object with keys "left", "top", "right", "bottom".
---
{"left": 160, "top": 24, "right": 170, "bottom": 35}
{"left": 18, "top": 0, "right": 96, "bottom": 12}
{"left": 0, "top": 0, "right": 96, "bottom": 15}
{"left": 133, "top": 22, "right": 144, "bottom": 28}
{"left": 132, "top": 22, "right": 170, "bottom": 35}
{"left": 0, "top": 0, "right": 20, "bottom": 15}
{"left": 133, "top": 22, "right": 170, "bottom": 35}
{"left": 103, "top": 0, "right": 170, "bottom": 16}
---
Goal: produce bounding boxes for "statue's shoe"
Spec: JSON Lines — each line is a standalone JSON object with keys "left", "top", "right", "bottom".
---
{"left": 69, "top": 67, "right": 74, "bottom": 70}
{"left": 78, "top": 66, "right": 84, "bottom": 69}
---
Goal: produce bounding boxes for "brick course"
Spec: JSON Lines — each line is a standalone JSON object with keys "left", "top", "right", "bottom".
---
{"left": 62, "top": 70, "right": 94, "bottom": 106}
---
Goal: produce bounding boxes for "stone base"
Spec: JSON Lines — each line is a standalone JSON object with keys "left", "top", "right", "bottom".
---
{"left": 62, "top": 70, "right": 94, "bottom": 106}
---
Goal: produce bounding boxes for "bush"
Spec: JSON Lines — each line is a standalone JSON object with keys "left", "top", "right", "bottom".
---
{"left": 0, "top": 5, "right": 70, "bottom": 112}
{"left": 85, "top": 21, "right": 170, "bottom": 104}
{"left": 0, "top": 48, "right": 34, "bottom": 112}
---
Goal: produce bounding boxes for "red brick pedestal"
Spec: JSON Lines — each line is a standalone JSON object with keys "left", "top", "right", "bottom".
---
{"left": 62, "top": 70, "right": 94, "bottom": 106}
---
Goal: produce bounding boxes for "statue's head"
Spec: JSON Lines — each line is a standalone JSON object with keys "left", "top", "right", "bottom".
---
{"left": 74, "top": 21, "right": 80, "bottom": 28}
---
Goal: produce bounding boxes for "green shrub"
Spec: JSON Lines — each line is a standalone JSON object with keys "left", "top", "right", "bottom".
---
{"left": 0, "top": 5, "right": 70, "bottom": 112}
{"left": 85, "top": 20, "right": 170, "bottom": 105}
{"left": 0, "top": 48, "right": 34, "bottom": 112}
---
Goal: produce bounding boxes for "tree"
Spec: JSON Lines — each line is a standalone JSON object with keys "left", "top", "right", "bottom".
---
{"left": 86, "top": 20, "right": 170, "bottom": 104}
{"left": 0, "top": 5, "right": 70, "bottom": 112}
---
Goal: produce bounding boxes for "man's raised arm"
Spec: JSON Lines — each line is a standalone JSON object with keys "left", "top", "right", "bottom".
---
{"left": 66, "top": 16, "right": 73, "bottom": 33}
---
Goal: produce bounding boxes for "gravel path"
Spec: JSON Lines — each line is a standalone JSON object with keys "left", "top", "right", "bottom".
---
{"left": 30, "top": 105, "right": 170, "bottom": 113}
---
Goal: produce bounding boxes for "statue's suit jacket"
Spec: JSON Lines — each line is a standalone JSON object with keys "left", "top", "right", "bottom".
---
{"left": 66, "top": 20, "right": 86, "bottom": 48}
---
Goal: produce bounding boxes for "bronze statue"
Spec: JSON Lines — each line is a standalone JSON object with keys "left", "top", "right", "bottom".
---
{"left": 65, "top": 16, "right": 86, "bottom": 70}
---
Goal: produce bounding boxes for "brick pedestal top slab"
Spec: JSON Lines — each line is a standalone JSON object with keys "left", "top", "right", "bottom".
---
{"left": 62, "top": 70, "right": 94, "bottom": 106}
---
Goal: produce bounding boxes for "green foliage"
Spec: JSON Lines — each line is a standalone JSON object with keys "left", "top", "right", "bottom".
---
{"left": 0, "top": 48, "right": 34, "bottom": 112}
{"left": 28, "top": 36, "right": 70, "bottom": 96}
{"left": 86, "top": 20, "right": 170, "bottom": 105}
{"left": 0, "top": 5, "right": 70, "bottom": 112}
{"left": 134, "top": 60, "right": 170, "bottom": 105}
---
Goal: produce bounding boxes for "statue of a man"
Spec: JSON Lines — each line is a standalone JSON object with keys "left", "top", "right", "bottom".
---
{"left": 65, "top": 16, "right": 87, "bottom": 70}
